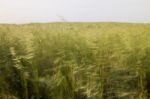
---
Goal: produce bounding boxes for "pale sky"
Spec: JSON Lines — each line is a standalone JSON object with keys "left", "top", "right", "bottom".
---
{"left": 0, "top": 0, "right": 150, "bottom": 23}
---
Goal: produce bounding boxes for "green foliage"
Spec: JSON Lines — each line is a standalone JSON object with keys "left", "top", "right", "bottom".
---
{"left": 0, "top": 23, "right": 150, "bottom": 99}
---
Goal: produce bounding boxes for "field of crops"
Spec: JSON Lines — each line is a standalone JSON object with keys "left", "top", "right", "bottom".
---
{"left": 0, "top": 22, "right": 150, "bottom": 99}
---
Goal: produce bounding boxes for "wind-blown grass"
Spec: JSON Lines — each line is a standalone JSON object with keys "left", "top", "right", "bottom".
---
{"left": 0, "top": 23, "right": 150, "bottom": 99}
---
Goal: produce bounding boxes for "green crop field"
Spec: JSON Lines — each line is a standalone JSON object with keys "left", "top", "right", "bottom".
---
{"left": 0, "top": 22, "right": 150, "bottom": 99}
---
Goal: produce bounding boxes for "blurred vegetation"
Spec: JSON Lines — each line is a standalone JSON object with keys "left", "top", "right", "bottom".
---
{"left": 0, "top": 22, "right": 150, "bottom": 99}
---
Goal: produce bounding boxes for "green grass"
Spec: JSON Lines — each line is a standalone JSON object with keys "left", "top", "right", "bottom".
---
{"left": 0, "top": 22, "right": 150, "bottom": 99}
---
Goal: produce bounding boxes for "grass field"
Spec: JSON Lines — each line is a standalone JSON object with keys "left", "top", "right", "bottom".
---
{"left": 0, "top": 22, "right": 150, "bottom": 99}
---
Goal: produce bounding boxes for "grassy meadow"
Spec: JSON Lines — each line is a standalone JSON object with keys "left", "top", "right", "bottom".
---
{"left": 0, "top": 22, "right": 150, "bottom": 99}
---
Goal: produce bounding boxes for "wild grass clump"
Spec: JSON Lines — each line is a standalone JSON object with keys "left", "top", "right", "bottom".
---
{"left": 0, "top": 23, "right": 150, "bottom": 99}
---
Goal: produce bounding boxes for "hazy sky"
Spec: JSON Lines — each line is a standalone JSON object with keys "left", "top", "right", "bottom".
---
{"left": 0, "top": 0, "right": 150, "bottom": 23}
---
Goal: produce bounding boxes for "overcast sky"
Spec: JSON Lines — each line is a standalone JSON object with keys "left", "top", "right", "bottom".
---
{"left": 0, "top": 0, "right": 150, "bottom": 23}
